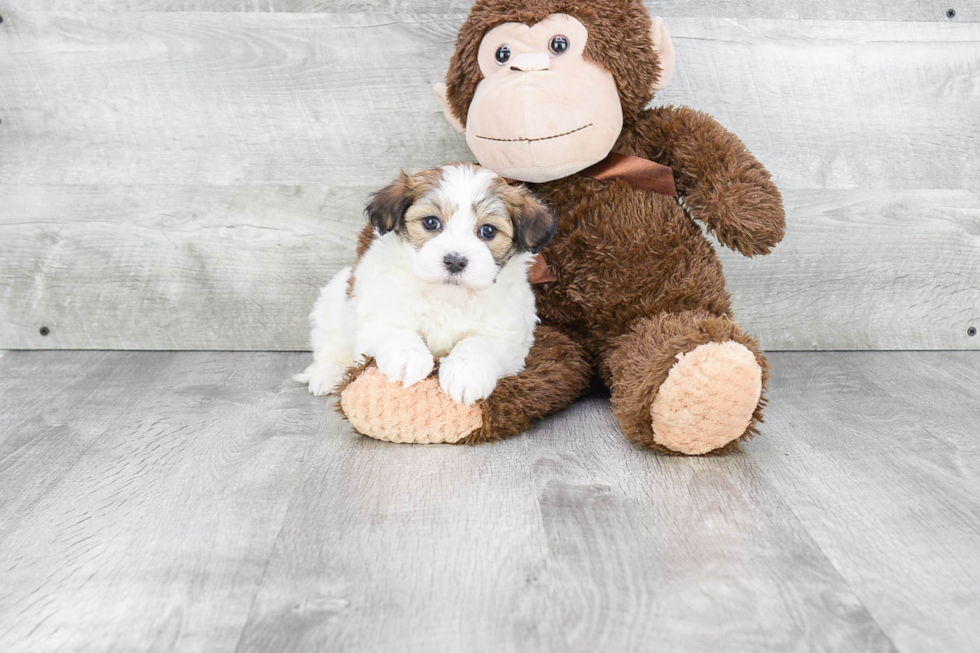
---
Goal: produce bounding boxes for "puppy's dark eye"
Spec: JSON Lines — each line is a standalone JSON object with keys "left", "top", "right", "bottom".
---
{"left": 495, "top": 45, "right": 511, "bottom": 65}
{"left": 422, "top": 216, "right": 442, "bottom": 231}
{"left": 549, "top": 35, "right": 569, "bottom": 55}
{"left": 478, "top": 224, "right": 497, "bottom": 240}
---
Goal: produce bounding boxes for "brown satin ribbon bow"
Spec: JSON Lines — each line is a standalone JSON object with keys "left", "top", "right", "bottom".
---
{"left": 579, "top": 151, "right": 678, "bottom": 197}
{"left": 525, "top": 152, "right": 678, "bottom": 284}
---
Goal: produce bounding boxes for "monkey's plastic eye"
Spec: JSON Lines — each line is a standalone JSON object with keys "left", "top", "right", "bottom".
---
{"left": 495, "top": 45, "right": 511, "bottom": 65}
{"left": 423, "top": 217, "right": 442, "bottom": 231}
{"left": 549, "top": 35, "right": 569, "bottom": 55}
{"left": 478, "top": 224, "right": 497, "bottom": 240}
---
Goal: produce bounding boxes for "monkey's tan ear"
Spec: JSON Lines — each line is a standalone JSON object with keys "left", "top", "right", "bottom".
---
{"left": 650, "top": 17, "right": 675, "bottom": 90}
{"left": 434, "top": 82, "right": 465, "bottom": 134}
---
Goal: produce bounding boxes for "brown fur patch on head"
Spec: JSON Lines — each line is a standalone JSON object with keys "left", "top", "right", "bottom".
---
{"left": 480, "top": 217, "right": 515, "bottom": 264}
{"left": 445, "top": 0, "right": 660, "bottom": 128}
{"left": 400, "top": 168, "right": 450, "bottom": 249}
{"left": 365, "top": 171, "right": 413, "bottom": 235}
{"left": 471, "top": 191, "right": 517, "bottom": 265}
{"left": 472, "top": 176, "right": 556, "bottom": 260}
{"left": 366, "top": 168, "right": 443, "bottom": 240}
{"left": 495, "top": 180, "right": 558, "bottom": 254}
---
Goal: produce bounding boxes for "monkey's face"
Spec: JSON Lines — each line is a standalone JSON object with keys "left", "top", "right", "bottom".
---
{"left": 464, "top": 14, "right": 624, "bottom": 183}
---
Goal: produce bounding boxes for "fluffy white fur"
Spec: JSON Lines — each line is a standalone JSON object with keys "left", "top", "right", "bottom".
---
{"left": 296, "top": 165, "right": 539, "bottom": 405}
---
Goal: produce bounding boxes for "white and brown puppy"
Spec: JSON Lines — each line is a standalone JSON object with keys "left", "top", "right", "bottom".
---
{"left": 296, "top": 163, "right": 557, "bottom": 405}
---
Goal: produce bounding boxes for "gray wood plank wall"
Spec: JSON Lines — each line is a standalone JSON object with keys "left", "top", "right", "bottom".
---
{"left": 1, "top": 2, "right": 977, "bottom": 350}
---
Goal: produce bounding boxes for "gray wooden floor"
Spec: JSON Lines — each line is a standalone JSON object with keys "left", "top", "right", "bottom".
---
{"left": 0, "top": 351, "right": 978, "bottom": 652}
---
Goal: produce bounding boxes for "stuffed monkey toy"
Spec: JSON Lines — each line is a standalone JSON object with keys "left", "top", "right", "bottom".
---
{"left": 336, "top": 0, "right": 785, "bottom": 455}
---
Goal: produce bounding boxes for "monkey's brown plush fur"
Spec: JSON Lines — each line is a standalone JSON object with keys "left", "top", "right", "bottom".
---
{"left": 339, "top": 0, "right": 785, "bottom": 455}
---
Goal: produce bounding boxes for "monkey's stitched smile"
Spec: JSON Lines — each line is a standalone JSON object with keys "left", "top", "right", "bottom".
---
{"left": 475, "top": 123, "right": 593, "bottom": 143}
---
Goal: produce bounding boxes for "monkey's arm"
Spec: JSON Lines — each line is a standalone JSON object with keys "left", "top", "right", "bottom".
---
{"left": 632, "top": 106, "right": 785, "bottom": 257}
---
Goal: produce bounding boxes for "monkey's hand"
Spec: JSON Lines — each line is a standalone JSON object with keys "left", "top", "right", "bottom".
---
{"left": 634, "top": 106, "right": 786, "bottom": 257}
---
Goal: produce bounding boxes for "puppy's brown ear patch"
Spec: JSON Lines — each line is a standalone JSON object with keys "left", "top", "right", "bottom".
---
{"left": 366, "top": 171, "right": 413, "bottom": 235}
{"left": 513, "top": 191, "right": 558, "bottom": 254}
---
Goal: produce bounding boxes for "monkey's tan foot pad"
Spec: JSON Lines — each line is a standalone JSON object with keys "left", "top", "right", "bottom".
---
{"left": 651, "top": 341, "right": 763, "bottom": 455}
{"left": 340, "top": 367, "right": 482, "bottom": 444}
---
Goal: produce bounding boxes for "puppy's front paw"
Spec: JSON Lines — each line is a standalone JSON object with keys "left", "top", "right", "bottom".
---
{"left": 439, "top": 353, "right": 498, "bottom": 405}
{"left": 295, "top": 362, "right": 344, "bottom": 396}
{"left": 376, "top": 343, "right": 434, "bottom": 388}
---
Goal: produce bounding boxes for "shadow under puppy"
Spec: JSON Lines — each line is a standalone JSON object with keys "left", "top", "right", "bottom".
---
{"left": 297, "top": 163, "right": 557, "bottom": 405}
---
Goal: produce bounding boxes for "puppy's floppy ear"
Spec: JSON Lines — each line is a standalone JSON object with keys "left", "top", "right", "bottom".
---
{"left": 366, "top": 171, "right": 414, "bottom": 235}
{"left": 512, "top": 190, "right": 558, "bottom": 254}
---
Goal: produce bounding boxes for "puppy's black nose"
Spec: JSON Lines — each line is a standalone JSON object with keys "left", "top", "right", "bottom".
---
{"left": 443, "top": 253, "right": 468, "bottom": 274}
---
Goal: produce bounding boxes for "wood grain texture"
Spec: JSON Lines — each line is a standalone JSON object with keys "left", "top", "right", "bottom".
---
{"left": 0, "top": 351, "right": 317, "bottom": 652}
{"left": 2, "top": 13, "right": 977, "bottom": 189}
{"left": 2, "top": 187, "right": 976, "bottom": 349}
{"left": 2, "top": 351, "right": 979, "bottom": 650}
{"left": 753, "top": 352, "right": 980, "bottom": 653}
{"left": 12, "top": 1, "right": 980, "bottom": 22}
{"left": 236, "top": 393, "right": 898, "bottom": 653}
{"left": 1, "top": 8, "right": 978, "bottom": 350}
{"left": 717, "top": 189, "right": 980, "bottom": 351}
{"left": 0, "top": 185, "right": 364, "bottom": 350}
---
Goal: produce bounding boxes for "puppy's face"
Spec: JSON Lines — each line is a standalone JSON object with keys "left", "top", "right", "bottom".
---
{"left": 366, "top": 163, "right": 556, "bottom": 291}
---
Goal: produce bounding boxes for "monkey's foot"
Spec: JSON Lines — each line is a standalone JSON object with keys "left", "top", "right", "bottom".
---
{"left": 650, "top": 341, "right": 762, "bottom": 455}
{"left": 339, "top": 367, "right": 482, "bottom": 444}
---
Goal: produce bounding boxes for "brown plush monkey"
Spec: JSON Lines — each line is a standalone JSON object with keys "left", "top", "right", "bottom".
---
{"left": 337, "top": 0, "right": 785, "bottom": 455}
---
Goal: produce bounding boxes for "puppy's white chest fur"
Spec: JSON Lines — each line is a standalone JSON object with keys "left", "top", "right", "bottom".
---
{"left": 353, "top": 233, "right": 536, "bottom": 358}
{"left": 413, "top": 294, "right": 482, "bottom": 357}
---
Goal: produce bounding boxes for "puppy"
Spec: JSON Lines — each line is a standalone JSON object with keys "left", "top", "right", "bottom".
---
{"left": 296, "top": 163, "right": 557, "bottom": 405}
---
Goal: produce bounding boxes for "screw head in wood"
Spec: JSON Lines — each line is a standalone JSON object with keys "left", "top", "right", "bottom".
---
{"left": 969, "top": 326, "right": 977, "bottom": 337}
{"left": 39, "top": 326, "right": 50, "bottom": 336}
{"left": 947, "top": 8, "right": 956, "bottom": 18}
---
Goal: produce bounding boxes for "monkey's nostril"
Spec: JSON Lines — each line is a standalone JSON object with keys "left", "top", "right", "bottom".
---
{"left": 443, "top": 253, "right": 468, "bottom": 274}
